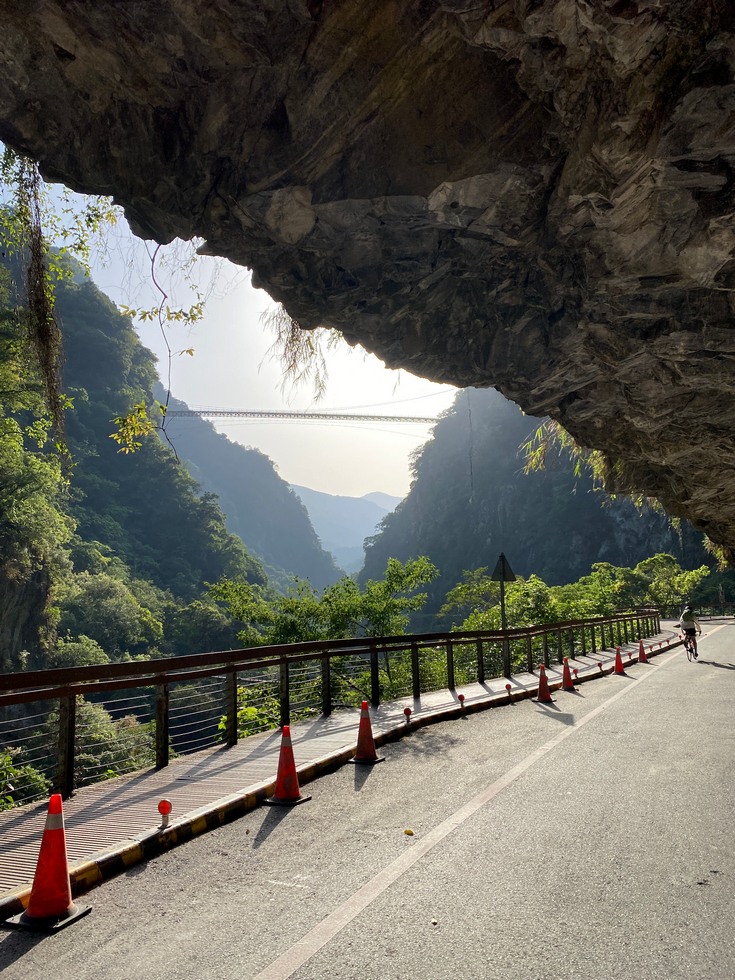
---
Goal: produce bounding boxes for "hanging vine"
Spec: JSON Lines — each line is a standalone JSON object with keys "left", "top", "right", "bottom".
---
{"left": 261, "top": 303, "right": 344, "bottom": 401}
{"left": 0, "top": 154, "right": 63, "bottom": 438}
{"left": 0, "top": 148, "right": 117, "bottom": 445}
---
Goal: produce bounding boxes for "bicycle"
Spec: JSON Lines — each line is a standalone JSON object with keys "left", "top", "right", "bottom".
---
{"left": 681, "top": 630, "right": 701, "bottom": 661}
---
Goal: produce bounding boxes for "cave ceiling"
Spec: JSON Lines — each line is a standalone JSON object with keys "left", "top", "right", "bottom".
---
{"left": 1, "top": 1, "right": 735, "bottom": 552}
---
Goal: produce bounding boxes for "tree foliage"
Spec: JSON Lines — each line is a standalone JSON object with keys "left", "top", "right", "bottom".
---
{"left": 445, "top": 554, "right": 710, "bottom": 632}
{"left": 211, "top": 557, "right": 438, "bottom": 647}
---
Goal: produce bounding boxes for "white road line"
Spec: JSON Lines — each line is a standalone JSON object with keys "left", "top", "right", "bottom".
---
{"left": 254, "top": 639, "right": 711, "bottom": 980}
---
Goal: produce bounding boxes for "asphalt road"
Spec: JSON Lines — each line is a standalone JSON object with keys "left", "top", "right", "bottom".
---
{"left": 2, "top": 624, "right": 734, "bottom": 980}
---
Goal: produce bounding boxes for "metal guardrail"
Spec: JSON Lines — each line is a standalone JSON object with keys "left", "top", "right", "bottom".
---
{"left": 0, "top": 609, "right": 660, "bottom": 804}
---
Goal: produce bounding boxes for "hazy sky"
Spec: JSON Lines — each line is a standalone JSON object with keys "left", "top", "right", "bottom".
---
{"left": 88, "top": 223, "right": 458, "bottom": 499}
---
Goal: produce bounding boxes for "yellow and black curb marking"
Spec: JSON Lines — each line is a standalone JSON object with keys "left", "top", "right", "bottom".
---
{"left": 0, "top": 639, "right": 678, "bottom": 922}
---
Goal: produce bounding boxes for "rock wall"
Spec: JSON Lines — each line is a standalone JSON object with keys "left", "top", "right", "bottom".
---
{"left": 1, "top": 1, "right": 735, "bottom": 550}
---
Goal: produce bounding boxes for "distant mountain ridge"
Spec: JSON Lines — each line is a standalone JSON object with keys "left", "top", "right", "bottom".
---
{"left": 290, "top": 486, "right": 402, "bottom": 574}
{"left": 363, "top": 491, "right": 403, "bottom": 510}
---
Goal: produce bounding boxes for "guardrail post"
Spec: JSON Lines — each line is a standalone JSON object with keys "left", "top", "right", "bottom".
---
{"left": 370, "top": 650, "right": 380, "bottom": 707}
{"left": 616, "top": 620, "right": 622, "bottom": 646}
{"left": 568, "top": 629, "right": 575, "bottom": 659}
{"left": 279, "top": 662, "right": 290, "bottom": 728}
{"left": 556, "top": 628, "right": 563, "bottom": 664}
{"left": 542, "top": 632, "right": 550, "bottom": 668}
{"left": 446, "top": 639, "right": 455, "bottom": 690}
{"left": 591, "top": 622, "right": 597, "bottom": 655}
{"left": 526, "top": 634, "right": 533, "bottom": 672}
{"left": 623, "top": 618, "right": 629, "bottom": 643}
{"left": 321, "top": 655, "right": 332, "bottom": 717}
{"left": 581, "top": 626, "right": 587, "bottom": 657}
{"left": 156, "top": 683, "right": 170, "bottom": 769}
{"left": 56, "top": 695, "right": 76, "bottom": 799}
{"left": 411, "top": 641, "right": 421, "bottom": 699}
{"left": 224, "top": 672, "right": 238, "bottom": 747}
{"left": 476, "top": 640, "right": 485, "bottom": 684}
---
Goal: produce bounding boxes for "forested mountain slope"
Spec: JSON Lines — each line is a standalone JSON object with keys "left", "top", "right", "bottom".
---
{"left": 59, "top": 279, "right": 267, "bottom": 600}
{"left": 159, "top": 390, "right": 341, "bottom": 590}
{"left": 361, "top": 389, "right": 709, "bottom": 624}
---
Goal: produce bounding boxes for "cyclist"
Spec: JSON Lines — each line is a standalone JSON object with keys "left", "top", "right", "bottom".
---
{"left": 678, "top": 604, "right": 702, "bottom": 659}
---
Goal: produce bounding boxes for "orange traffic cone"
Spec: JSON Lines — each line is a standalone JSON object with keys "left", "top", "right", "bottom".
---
{"left": 6, "top": 794, "right": 90, "bottom": 931}
{"left": 639, "top": 640, "right": 648, "bottom": 663}
{"left": 265, "top": 725, "right": 311, "bottom": 806}
{"left": 562, "top": 657, "right": 575, "bottom": 691}
{"left": 534, "top": 664, "right": 555, "bottom": 703}
{"left": 349, "top": 701, "right": 384, "bottom": 765}
{"left": 614, "top": 647, "right": 626, "bottom": 675}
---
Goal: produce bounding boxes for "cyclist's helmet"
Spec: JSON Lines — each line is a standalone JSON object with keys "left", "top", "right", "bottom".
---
{"left": 683, "top": 604, "right": 692, "bottom": 614}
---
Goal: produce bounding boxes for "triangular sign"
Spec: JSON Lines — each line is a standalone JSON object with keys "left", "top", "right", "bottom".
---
{"left": 491, "top": 553, "right": 516, "bottom": 582}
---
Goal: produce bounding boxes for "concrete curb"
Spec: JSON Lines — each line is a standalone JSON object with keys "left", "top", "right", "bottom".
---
{"left": 0, "top": 639, "right": 678, "bottom": 922}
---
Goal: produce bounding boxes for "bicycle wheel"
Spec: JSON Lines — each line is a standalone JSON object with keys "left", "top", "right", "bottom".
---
{"left": 685, "top": 637, "right": 693, "bottom": 661}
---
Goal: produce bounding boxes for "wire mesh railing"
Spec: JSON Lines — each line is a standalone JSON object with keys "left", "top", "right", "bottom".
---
{"left": 0, "top": 608, "right": 660, "bottom": 809}
{"left": 0, "top": 702, "right": 55, "bottom": 806}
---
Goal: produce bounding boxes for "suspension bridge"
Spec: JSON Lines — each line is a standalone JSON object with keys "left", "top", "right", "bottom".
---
{"left": 163, "top": 409, "right": 439, "bottom": 423}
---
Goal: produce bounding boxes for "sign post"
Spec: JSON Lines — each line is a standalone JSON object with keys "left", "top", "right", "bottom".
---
{"left": 491, "top": 553, "right": 516, "bottom": 678}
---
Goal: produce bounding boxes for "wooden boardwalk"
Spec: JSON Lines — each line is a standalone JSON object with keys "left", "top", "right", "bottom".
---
{"left": 0, "top": 634, "right": 676, "bottom": 917}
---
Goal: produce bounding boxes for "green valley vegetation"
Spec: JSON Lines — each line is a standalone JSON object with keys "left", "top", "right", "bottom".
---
{"left": 211, "top": 556, "right": 438, "bottom": 646}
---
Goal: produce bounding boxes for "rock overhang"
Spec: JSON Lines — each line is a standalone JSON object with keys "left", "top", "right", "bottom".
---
{"left": 1, "top": 0, "right": 735, "bottom": 552}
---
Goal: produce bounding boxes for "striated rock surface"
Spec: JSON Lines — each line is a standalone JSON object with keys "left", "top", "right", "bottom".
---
{"left": 1, "top": 1, "right": 735, "bottom": 550}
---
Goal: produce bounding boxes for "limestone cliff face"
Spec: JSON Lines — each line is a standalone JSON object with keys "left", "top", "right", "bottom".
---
{"left": 1, "top": 1, "right": 735, "bottom": 550}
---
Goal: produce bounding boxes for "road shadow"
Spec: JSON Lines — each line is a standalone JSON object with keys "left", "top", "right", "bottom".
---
{"left": 532, "top": 702, "right": 576, "bottom": 726}
{"left": 697, "top": 659, "right": 735, "bottom": 670}
{"left": 250, "top": 802, "right": 296, "bottom": 849}
{"left": 0, "top": 927, "right": 46, "bottom": 969}
{"left": 352, "top": 761, "right": 381, "bottom": 792}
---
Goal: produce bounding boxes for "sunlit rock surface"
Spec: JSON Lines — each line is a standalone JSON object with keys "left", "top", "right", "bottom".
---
{"left": 1, "top": 1, "right": 735, "bottom": 550}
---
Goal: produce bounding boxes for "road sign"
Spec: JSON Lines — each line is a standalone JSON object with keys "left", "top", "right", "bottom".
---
{"left": 491, "top": 553, "right": 516, "bottom": 583}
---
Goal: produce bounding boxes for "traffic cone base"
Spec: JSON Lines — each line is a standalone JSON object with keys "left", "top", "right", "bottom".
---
{"left": 5, "top": 794, "right": 92, "bottom": 932}
{"left": 349, "top": 700, "right": 384, "bottom": 765}
{"left": 265, "top": 792, "right": 311, "bottom": 807}
{"left": 265, "top": 725, "right": 311, "bottom": 806}
{"left": 349, "top": 754, "right": 385, "bottom": 766}
{"left": 6, "top": 902, "right": 91, "bottom": 933}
